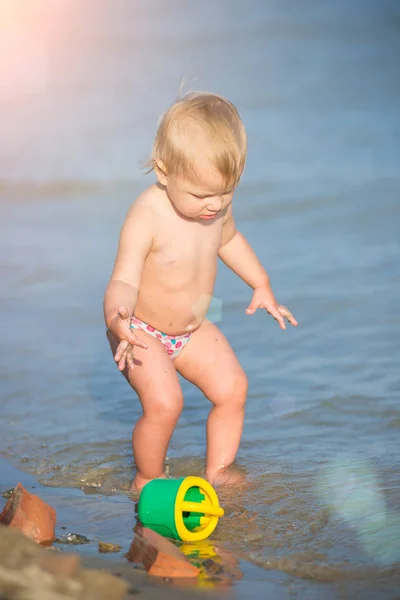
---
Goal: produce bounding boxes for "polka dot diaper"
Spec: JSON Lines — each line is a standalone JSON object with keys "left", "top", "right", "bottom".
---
{"left": 130, "top": 316, "right": 192, "bottom": 360}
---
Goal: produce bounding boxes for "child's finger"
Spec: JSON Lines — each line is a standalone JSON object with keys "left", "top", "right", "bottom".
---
{"left": 268, "top": 306, "right": 286, "bottom": 330}
{"left": 245, "top": 302, "right": 257, "bottom": 315}
{"left": 115, "top": 340, "right": 129, "bottom": 362}
{"left": 279, "top": 306, "right": 298, "bottom": 327}
{"left": 118, "top": 306, "right": 130, "bottom": 321}
{"left": 118, "top": 351, "right": 127, "bottom": 371}
{"left": 129, "top": 333, "right": 148, "bottom": 349}
{"left": 126, "top": 348, "right": 135, "bottom": 371}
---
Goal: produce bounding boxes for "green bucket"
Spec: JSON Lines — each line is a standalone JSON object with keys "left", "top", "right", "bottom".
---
{"left": 137, "top": 476, "right": 224, "bottom": 542}
{"left": 138, "top": 477, "right": 183, "bottom": 538}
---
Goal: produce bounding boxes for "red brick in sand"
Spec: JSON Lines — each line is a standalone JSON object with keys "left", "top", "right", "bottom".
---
{"left": 126, "top": 525, "right": 200, "bottom": 579}
{"left": 0, "top": 482, "right": 56, "bottom": 545}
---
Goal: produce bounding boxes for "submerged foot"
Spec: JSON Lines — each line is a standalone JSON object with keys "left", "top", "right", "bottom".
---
{"left": 129, "top": 474, "right": 167, "bottom": 494}
{"left": 207, "top": 465, "right": 246, "bottom": 488}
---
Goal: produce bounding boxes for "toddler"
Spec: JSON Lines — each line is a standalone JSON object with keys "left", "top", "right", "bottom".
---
{"left": 104, "top": 92, "right": 298, "bottom": 492}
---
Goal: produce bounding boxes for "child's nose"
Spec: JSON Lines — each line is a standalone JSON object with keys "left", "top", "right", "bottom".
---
{"left": 207, "top": 196, "right": 223, "bottom": 212}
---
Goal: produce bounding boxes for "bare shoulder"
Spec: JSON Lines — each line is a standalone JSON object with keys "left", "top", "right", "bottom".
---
{"left": 111, "top": 186, "right": 162, "bottom": 281}
{"left": 116, "top": 185, "right": 162, "bottom": 252}
{"left": 125, "top": 184, "right": 161, "bottom": 220}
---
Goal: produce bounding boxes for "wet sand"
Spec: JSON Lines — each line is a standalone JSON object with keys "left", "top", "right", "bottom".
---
{"left": 0, "top": 456, "right": 283, "bottom": 599}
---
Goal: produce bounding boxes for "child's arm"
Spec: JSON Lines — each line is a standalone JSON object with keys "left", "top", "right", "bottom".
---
{"left": 218, "top": 205, "right": 298, "bottom": 330}
{"left": 104, "top": 200, "right": 154, "bottom": 368}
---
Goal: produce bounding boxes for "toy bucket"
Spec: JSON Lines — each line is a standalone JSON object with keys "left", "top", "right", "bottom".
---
{"left": 137, "top": 476, "right": 224, "bottom": 541}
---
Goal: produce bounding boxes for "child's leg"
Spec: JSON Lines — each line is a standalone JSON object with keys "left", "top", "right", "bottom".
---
{"left": 174, "top": 320, "right": 248, "bottom": 485}
{"left": 107, "top": 330, "right": 183, "bottom": 491}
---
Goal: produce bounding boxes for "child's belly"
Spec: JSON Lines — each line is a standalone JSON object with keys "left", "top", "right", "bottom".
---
{"left": 135, "top": 257, "right": 218, "bottom": 335}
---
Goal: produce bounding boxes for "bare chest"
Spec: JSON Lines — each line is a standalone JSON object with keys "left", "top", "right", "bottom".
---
{"left": 150, "top": 217, "right": 222, "bottom": 271}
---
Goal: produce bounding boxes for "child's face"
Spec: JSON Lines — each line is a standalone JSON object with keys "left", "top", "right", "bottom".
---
{"left": 157, "top": 160, "right": 235, "bottom": 222}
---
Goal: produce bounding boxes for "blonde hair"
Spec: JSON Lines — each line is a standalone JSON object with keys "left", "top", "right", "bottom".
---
{"left": 147, "top": 92, "right": 247, "bottom": 189}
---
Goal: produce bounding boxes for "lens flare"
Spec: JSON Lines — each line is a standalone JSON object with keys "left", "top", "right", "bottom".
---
{"left": 315, "top": 454, "right": 400, "bottom": 565}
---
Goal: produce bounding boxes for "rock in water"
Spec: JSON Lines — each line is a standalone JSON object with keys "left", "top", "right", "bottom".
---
{"left": 0, "top": 524, "right": 128, "bottom": 600}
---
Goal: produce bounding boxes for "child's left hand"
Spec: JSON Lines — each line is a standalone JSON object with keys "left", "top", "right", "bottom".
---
{"left": 246, "top": 285, "right": 298, "bottom": 330}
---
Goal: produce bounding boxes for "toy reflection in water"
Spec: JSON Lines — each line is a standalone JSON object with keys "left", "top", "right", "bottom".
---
{"left": 179, "top": 540, "right": 243, "bottom": 586}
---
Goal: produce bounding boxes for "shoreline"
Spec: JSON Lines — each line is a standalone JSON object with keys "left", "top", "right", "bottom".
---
{"left": 0, "top": 454, "right": 279, "bottom": 599}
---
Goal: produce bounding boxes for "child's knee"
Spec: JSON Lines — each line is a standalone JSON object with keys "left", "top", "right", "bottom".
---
{"left": 232, "top": 370, "right": 248, "bottom": 409}
{"left": 145, "top": 392, "right": 184, "bottom": 424}
{"left": 215, "top": 369, "right": 248, "bottom": 411}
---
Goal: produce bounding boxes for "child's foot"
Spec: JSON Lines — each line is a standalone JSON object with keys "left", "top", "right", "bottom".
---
{"left": 129, "top": 474, "right": 166, "bottom": 494}
{"left": 207, "top": 465, "right": 246, "bottom": 488}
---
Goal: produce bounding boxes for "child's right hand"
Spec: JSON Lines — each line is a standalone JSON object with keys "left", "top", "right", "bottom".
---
{"left": 109, "top": 306, "right": 148, "bottom": 371}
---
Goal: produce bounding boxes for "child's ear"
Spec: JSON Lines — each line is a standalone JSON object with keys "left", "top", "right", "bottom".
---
{"left": 154, "top": 160, "right": 168, "bottom": 186}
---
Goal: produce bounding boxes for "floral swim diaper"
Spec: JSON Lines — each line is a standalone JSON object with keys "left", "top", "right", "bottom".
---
{"left": 130, "top": 316, "right": 192, "bottom": 360}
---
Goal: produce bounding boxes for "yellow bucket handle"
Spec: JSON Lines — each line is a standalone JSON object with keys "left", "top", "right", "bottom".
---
{"left": 181, "top": 501, "right": 224, "bottom": 517}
